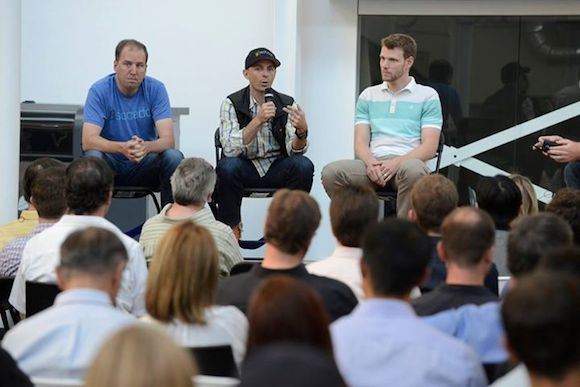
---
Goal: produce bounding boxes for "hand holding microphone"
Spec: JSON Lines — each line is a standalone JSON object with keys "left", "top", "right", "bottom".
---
{"left": 260, "top": 88, "right": 276, "bottom": 125}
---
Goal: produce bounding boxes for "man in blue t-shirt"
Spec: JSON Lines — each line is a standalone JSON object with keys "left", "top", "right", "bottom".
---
{"left": 82, "top": 39, "right": 183, "bottom": 206}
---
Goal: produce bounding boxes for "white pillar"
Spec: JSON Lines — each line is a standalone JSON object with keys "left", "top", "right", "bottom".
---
{"left": 0, "top": 0, "right": 21, "bottom": 223}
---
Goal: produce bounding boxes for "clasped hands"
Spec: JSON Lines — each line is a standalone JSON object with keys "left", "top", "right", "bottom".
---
{"left": 366, "top": 158, "right": 402, "bottom": 187}
{"left": 123, "top": 135, "right": 149, "bottom": 163}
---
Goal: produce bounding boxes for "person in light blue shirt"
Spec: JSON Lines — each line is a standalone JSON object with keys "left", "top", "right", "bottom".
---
{"left": 2, "top": 227, "right": 135, "bottom": 379}
{"left": 82, "top": 39, "right": 183, "bottom": 206}
{"left": 331, "top": 219, "right": 487, "bottom": 387}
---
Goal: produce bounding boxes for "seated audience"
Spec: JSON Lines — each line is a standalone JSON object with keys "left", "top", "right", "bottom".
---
{"left": 140, "top": 157, "right": 242, "bottom": 274}
{"left": 9, "top": 157, "right": 148, "bottom": 316}
{"left": 240, "top": 343, "right": 345, "bottom": 387}
{"left": 142, "top": 222, "right": 247, "bottom": 366}
{"left": 510, "top": 174, "right": 538, "bottom": 216}
{"left": 331, "top": 219, "right": 487, "bottom": 387}
{"left": 0, "top": 158, "right": 63, "bottom": 251}
{"left": 217, "top": 189, "right": 358, "bottom": 322}
{"left": 85, "top": 325, "right": 195, "bottom": 387}
{"left": 0, "top": 166, "right": 66, "bottom": 277}
{"left": 496, "top": 272, "right": 580, "bottom": 387}
{"left": 2, "top": 228, "right": 136, "bottom": 379}
{"left": 246, "top": 276, "right": 332, "bottom": 355}
{"left": 412, "top": 207, "right": 498, "bottom": 316}
{"left": 0, "top": 348, "right": 32, "bottom": 387}
{"left": 307, "top": 185, "right": 379, "bottom": 300}
{"left": 475, "top": 175, "right": 522, "bottom": 276}
{"left": 545, "top": 187, "right": 580, "bottom": 246}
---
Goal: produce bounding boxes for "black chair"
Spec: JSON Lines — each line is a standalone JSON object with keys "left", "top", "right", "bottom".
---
{"left": 113, "top": 186, "right": 162, "bottom": 238}
{"left": 229, "top": 261, "right": 259, "bottom": 276}
{"left": 376, "top": 131, "right": 446, "bottom": 217}
{"left": 0, "top": 277, "right": 20, "bottom": 333}
{"left": 212, "top": 128, "right": 276, "bottom": 250}
{"left": 25, "top": 281, "right": 61, "bottom": 317}
{"left": 189, "top": 345, "right": 239, "bottom": 378}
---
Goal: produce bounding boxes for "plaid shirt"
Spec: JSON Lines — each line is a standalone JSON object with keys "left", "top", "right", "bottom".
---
{"left": 0, "top": 223, "right": 53, "bottom": 277}
{"left": 219, "top": 95, "right": 308, "bottom": 177}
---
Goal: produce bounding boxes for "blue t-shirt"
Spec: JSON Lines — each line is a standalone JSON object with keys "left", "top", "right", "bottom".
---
{"left": 83, "top": 73, "right": 172, "bottom": 161}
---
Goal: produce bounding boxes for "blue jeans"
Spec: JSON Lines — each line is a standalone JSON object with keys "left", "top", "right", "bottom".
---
{"left": 84, "top": 149, "right": 183, "bottom": 206}
{"left": 564, "top": 161, "right": 580, "bottom": 189}
{"left": 215, "top": 155, "right": 314, "bottom": 227}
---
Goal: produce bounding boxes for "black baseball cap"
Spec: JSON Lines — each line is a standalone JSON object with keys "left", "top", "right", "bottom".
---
{"left": 245, "top": 47, "right": 281, "bottom": 69}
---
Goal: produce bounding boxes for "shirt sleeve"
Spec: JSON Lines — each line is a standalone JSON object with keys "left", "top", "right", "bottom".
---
{"left": 421, "top": 91, "right": 443, "bottom": 130}
{"left": 151, "top": 81, "right": 172, "bottom": 122}
{"left": 8, "top": 247, "right": 29, "bottom": 314}
{"left": 287, "top": 102, "right": 308, "bottom": 155}
{"left": 219, "top": 98, "right": 256, "bottom": 158}
{"left": 83, "top": 86, "right": 107, "bottom": 128}
{"left": 355, "top": 90, "right": 371, "bottom": 125}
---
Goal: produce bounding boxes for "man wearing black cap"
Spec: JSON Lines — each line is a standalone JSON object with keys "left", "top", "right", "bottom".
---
{"left": 215, "top": 47, "right": 314, "bottom": 237}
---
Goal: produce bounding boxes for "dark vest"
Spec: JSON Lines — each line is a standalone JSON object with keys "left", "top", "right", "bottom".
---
{"left": 227, "top": 86, "right": 294, "bottom": 157}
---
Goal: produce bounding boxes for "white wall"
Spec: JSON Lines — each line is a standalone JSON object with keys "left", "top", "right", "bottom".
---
{"left": 20, "top": 0, "right": 357, "bottom": 259}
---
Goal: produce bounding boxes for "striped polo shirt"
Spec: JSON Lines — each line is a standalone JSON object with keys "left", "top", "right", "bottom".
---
{"left": 355, "top": 77, "right": 442, "bottom": 158}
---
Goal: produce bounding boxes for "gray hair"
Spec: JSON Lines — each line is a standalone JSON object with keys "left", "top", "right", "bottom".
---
{"left": 60, "top": 227, "right": 128, "bottom": 276}
{"left": 170, "top": 158, "right": 216, "bottom": 206}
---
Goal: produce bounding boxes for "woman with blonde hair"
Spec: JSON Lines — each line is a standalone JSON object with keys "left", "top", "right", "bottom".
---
{"left": 510, "top": 174, "right": 539, "bottom": 216}
{"left": 142, "top": 222, "right": 247, "bottom": 366}
{"left": 85, "top": 324, "right": 195, "bottom": 387}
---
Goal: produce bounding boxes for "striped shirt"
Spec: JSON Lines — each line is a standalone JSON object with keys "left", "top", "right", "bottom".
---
{"left": 355, "top": 78, "right": 442, "bottom": 158}
{"left": 0, "top": 223, "right": 53, "bottom": 277}
{"left": 139, "top": 205, "right": 243, "bottom": 276}
{"left": 219, "top": 95, "right": 308, "bottom": 177}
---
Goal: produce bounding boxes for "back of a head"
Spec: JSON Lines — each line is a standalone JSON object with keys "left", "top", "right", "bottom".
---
{"left": 362, "top": 219, "right": 431, "bottom": 297}
{"left": 240, "top": 343, "right": 345, "bottom": 387}
{"left": 539, "top": 246, "right": 580, "bottom": 279}
{"left": 31, "top": 166, "right": 67, "bottom": 220}
{"left": 22, "top": 157, "right": 64, "bottom": 203}
{"left": 264, "top": 189, "right": 321, "bottom": 255}
{"left": 65, "top": 157, "right": 113, "bottom": 215}
{"left": 508, "top": 213, "right": 574, "bottom": 277}
{"left": 247, "top": 275, "right": 332, "bottom": 355}
{"left": 60, "top": 227, "right": 127, "bottom": 281}
{"left": 545, "top": 188, "right": 580, "bottom": 246}
{"left": 85, "top": 324, "right": 195, "bottom": 387}
{"left": 510, "top": 174, "right": 539, "bottom": 215}
{"left": 441, "top": 206, "right": 495, "bottom": 268}
{"left": 330, "top": 185, "right": 378, "bottom": 248}
{"left": 146, "top": 222, "right": 218, "bottom": 324}
{"left": 411, "top": 174, "right": 458, "bottom": 233}
{"left": 475, "top": 175, "right": 522, "bottom": 229}
{"left": 170, "top": 158, "right": 216, "bottom": 207}
{"left": 428, "top": 59, "right": 453, "bottom": 83}
{"left": 502, "top": 272, "right": 580, "bottom": 380}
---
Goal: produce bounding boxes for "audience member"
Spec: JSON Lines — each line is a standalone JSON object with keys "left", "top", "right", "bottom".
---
{"left": 0, "top": 166, "right": 66, "bottom": 277}
{"left": 216, "top": 47, "right": 313, "bottom": 237}
{"left": 140, "top": 157, "right": 242, "bottom": 274}
{"left": 534, "top": 135, "right": 580, "bottom": 189}
{"left": 538, "top": 245, "right": 580, "bottom": 276}
{"left": 331, "top": 219, "right": 487, "bottom": 387}
{"left": 510, "top": 174, "right": 539, "bottom": 215}
{"left": 240, "top": 343, "right": 345, "bottom": 387}
{"left": 412, "top": 207, "right": 498, "bottom": 316}
{"left": 9, "top": 157, "right": 148, "bottom": 316}
{"left": 82, "top": 39, "right": 183, "bottom": 206}
{"left": 545, "top": 187, "right": 580, "bottom": 245}
{"left": 142, "top": 222, "right": 247, "bottom": 366}
{"left": 307, "top": 184, "right": 379, "bottom": 300}
{"left": 476, "top": 175, "right": 522, "bottom": 276}
{"left": 0, "top": 348, "right": 33, "bottom": 387}
{"left": 322, "top": 33, "right": 442, "bottom": 218}
{"left": 498, "top": 272, "right": 580, "bottom": 387}
{"left": 0, "top": 158, "right": 63, "bottom": 251}
{"left": 246, "top": 275, "right": 332, "bottom": 355}
{"left": 217, "top": 189, "right": 357, "bottom": 322}
{"left": 2, "top": 228, "right": 135, "bottom": 378}
{"left": 85, "top": 324, "right": 195, "bottom": 387}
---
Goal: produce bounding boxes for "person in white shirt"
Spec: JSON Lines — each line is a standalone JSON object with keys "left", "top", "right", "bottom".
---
{"left": 307, "top": 184, "right": 378, "bottom": 301}
{"left": 9, "top": 157, "right": 148, "bottom": 317}
{"left": 142, "top": 221, "right": 247, "bottom": 368}
{"left": 2, "top": 227, "right": 136, "bottom": 379}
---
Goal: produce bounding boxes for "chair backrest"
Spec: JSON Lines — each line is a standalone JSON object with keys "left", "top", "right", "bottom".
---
{"left": 194, "top": 375, "right": 239, "bottom": 387}
{"left": 26, "top": 281, "right": 61, "bottom": 317}
{"left": 31, "top": 377, "right": 83, "bottom": 387}
{"left": 189, "top": 345, "right": 238, "bottom": 378}
{"left": 1, "top": 277, "right": 20, "bottom": 331}
{"left": 214, "top": 128, "right": 222, "bottom": 164}
{"left": 229, "top": 261, "right": 258, "bottom": 276}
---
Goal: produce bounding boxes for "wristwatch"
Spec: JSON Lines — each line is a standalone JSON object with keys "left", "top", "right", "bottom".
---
{"left": 295, "top": 130, "right": 308, "bottom": 140}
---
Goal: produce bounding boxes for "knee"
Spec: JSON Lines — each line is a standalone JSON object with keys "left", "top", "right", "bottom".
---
{"left": 160, "top": 149, "right": 184, "bottom": 168}
{"left": 216, "top": 157, "right": 245, "bottom": 179}
{"left": 84, "top": 149, "right": 105, "bottom": 159}
{"left": 289, "top": 155, "right": 314, "bottom": 176}
{"left": 397, "top": 159, "right": 429, "bottom": 183}
{"left": 321, "top": 161, "right": 342, "bottom": 184}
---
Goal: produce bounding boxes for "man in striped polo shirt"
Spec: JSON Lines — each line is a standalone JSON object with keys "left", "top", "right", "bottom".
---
{"left": 322, "top": 33, "right": 442, "bottom": 218}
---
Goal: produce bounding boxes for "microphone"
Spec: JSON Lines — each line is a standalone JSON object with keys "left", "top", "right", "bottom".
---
{"left": 264, "top": 88, "right": 275, "bottom": 126}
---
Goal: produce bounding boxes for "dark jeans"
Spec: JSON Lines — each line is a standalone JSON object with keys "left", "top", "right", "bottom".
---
{"left": 215, "top": 155, "right": 314, "bottom": 227}
{"left": 84, "top": 148, "right": 183, "bottom": 207}
{"left": 564, "top": 161, "right": 580, "bottom": 189}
